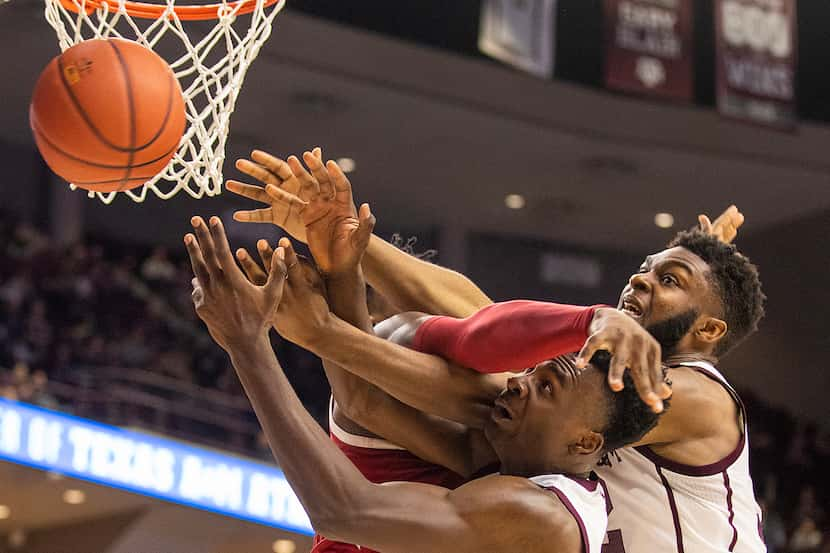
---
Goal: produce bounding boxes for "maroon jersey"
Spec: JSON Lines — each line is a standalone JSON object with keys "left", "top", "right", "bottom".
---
{"left": 311, "top": 401, "right": 465, "bottom": 553}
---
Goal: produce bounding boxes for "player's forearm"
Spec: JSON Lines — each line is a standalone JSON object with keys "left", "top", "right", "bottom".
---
{"left": 227, "top": 334, "right": 374, "bottom": 528}
{"left": 325, "top": 268, "right": 373, "bottom": 332}
{"left": 362, "top": 234, "right": 493, "bottom": 318}
{"left": 324, "top": 269, "right": 485, "bottom": 475}
{"left": 304, "top": 317, "right": 501, "bottom": 427}
{"left": 322, "top": 268, "right": 385, "bottom": 420}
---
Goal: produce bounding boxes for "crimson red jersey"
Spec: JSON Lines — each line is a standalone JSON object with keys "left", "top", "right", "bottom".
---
{"left": 311, "top": 400, "right": 465, "bottom": 553}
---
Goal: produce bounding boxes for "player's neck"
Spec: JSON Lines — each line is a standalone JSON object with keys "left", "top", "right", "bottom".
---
{"left": 663, "top": 335, "right": 719, "bottom": 366}
{"left": 663, "top": 350, "right": 718, "bottom": 366}
{"left": 500, "top": 461, "right": 592, "bottom": 480}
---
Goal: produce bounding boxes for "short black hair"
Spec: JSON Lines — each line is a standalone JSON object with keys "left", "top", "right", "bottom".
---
{"left": 668, "top": 229, "right": 765, "bottom": 355}
{"left": 590, "top": 351, "right": 666, "bottom": 453}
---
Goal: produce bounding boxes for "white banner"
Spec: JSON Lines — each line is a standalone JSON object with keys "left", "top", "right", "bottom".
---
{"left": 478, "top": 0, "right": 558, "bottom": 78}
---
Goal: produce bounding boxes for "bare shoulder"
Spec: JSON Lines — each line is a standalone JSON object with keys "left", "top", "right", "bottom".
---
{"left": 373, "top": 311, "right": 431, "bottom": 342}
{"left": 448, "top": 475, "right": 584, "bottom": 553}
{"left": 666, "top": 366, "right": 738, "bottom": 436}
{"left": 638, "top": 366, "right": 741, "bottom": 456}
{"left": 351, "top": 475, "right": 583, "bottom": 553}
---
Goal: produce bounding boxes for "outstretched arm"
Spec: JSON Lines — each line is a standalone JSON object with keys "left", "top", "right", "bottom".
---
{"left": 228, "top": 151, "right": 742, "bottom": 318}
{"left": 184, "top": 217, "right": 579, "bottom": 553}
{"left": 279, "top": 309, "right": 506, "bottom": 428}
{"left": 236, "top": 238, "right": 494, "bottom": 476}
{"left": 411, "top": 300, "right": 670, "bottom": 412}
{"left": 227, "top": 147, "right": 492, "bottom": 318}
{"left": 303, "top": 164, "right": 498, "bottom": 474}
{"left": 248, "top": 157, "right": 496, "bottom": 476}
{"left": 361, "top": 235, "right": 492, "bottom": 317}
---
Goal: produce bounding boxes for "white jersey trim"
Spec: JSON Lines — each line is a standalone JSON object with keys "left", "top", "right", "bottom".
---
{"left": 530, "top": 474, "right": 608, "bottom": 553}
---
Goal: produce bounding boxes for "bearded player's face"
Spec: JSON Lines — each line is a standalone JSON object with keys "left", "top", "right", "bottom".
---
{"left": 617, "top": 246, "right": 718, "bottom": 354}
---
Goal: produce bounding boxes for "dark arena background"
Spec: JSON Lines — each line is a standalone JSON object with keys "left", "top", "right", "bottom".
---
{"left": 0, "top": 1, "right": 828, "bottom": 552}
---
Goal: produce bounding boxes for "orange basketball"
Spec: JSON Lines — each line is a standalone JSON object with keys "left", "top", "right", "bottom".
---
{"left": 29, "top": 38, "right": 186, "bottom": 193}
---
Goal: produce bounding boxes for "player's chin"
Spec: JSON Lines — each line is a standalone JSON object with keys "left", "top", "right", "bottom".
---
{"left": 483, "top": 415, "right": 516, "bottom": 444}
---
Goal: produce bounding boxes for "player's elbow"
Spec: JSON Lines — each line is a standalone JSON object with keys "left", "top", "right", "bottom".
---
{"left": 312, "top": 517, "right": 357, "bottom": 543}
{"left": 308, "top": 496, "right": 372, "bottom": 542}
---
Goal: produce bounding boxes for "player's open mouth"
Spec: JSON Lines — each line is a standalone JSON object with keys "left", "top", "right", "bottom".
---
{"left": 621, "top": 297, "right": 643, "bottom": 318}
{"left": 493, "top": 399, "right": 514, "bottom": 422}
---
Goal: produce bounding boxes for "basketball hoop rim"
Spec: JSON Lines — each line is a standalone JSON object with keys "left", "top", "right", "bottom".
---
{"left": 57, "top": 0, "right": 281, "bottom": 20}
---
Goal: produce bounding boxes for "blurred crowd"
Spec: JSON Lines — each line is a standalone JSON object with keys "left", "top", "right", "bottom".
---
{"left": 0, "top": 211, "right": 330, "bottom": 439}
{"left": 0, "top": 212, "right": 827, "bottom": 551}
{"left": 745, "top": 391, "right": 830, "bottom": 553}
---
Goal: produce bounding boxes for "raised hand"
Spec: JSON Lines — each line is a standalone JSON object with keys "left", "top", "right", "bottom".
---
{"left": 226, "top": 148, "right": 325, "bottom": 243}
{"left": 576, "top": 308, "right": 671, "bottom": 413}
{"left": 698, "top": 205, "right": 744, "bottom": 244}
{"left": 184, "top": 216, "right": 286, "bottom": 352}
{"left": 232, "top": 236, "right": 333, "bottom": 351}
{"left": 272, "top": 238, "right": 335, "bottom": 349}
{"left": 266, "top": 152, "right": 376, "bottom": 278}
{"left": 236, "top": 239, "right": 276, "bottom": 286}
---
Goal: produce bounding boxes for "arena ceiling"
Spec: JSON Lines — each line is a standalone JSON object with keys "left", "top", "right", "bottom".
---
{"left": 2, "top": 3, "right": 830, "bottom": 252}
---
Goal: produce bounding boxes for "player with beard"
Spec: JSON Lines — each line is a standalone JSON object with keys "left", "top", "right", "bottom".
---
{"left": 229, "top": 150, "right": 764, "bottom": 552}
{"left": 184, "top": 217, "right": 665, "bottom": 553}
{"left": 401, "top": 230, "right": 766, "bottom": 553}
{"left": 317, "top": 232, "right": 766, "bottom": 553}
{"left": 231, "top": 152, "right": 667, "bottom": 552}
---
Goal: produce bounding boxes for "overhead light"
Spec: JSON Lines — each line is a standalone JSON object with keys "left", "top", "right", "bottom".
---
{"left": 335, "top": 157, "right": 356, "bottom": 173}
{"left": 654, "top": 212, "right": 674, "bottom": 229}
{"left": 505, "top": 194, "right": 526, "bottom": 210}
{"left": 62, "top": 489, "right": 86, "bottom": 505}
{"left": 272, "top": 539, "right": 296, "bottom": 553}
{"left": 0, "top": 505, "right": 10, "bottom": 519}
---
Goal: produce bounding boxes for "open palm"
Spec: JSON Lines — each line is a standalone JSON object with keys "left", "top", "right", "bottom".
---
{"left": 226, "top": 148, "right": 326, "bottom": 243}
{"left": 271, "top": 152, "right": 375, "bottom": 277}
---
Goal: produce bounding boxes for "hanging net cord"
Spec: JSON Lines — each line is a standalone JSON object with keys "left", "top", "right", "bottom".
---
{"left": 43, "top": 0, "right": 285, "bottom": 203}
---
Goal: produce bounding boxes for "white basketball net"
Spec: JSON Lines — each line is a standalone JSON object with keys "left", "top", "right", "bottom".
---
{"left": 42, "top": 0, "right": 286, "bottom": 203}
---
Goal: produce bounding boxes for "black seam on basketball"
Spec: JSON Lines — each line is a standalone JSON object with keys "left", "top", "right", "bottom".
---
{"left": 57, "top": 47, "right": 135, "bottom": 153}
{"left": 108, "top": 41, "right": 136, "bottom": 192}
{"left": 131, "top": 69, "right": 177, "bottom": 151}
{"left": 33, "top": 123, "right": 179, "bottom": 170}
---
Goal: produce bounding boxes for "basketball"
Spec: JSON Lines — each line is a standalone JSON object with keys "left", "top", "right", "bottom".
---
{"left": 29, "top": 38, "right": 186, "bottom": 193}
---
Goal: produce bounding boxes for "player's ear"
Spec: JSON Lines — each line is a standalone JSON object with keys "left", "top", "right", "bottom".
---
{"left": 696, "top": 316, "right": 727, "bottom": 345}
{"left": 569, "top": 431, "right": 604, "bottom": 457}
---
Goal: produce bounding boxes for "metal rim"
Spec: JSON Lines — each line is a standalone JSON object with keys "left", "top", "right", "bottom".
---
{"left": 57, "top": 0, "right": 281, "bottom": 20}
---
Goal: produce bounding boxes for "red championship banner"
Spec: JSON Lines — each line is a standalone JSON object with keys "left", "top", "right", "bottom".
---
{"left": 715, "top": 0, "right": 797, "bottom": 129}
{"left": 604, "top": 0, "right": 694, "bottom": 100}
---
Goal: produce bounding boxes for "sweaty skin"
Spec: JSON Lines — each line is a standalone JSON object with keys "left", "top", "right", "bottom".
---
{"left": 184, "top": 217, "right": 591, "bottom": 553}
{"left": 228, "top": 149, "right": 744, "bottom": 471}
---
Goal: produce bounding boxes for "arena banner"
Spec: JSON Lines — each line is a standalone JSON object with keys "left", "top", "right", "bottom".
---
{"left": 715, "top": 0, "right": 797, "bottom": 129}
{"left": 0, "top": 398, "right": 313, "bottom": 535}
{"left": 478, "top": 0, "right": 558, "bottom": 78}
{"left": 604, "top": 0, "right": 695, "bottom": 100}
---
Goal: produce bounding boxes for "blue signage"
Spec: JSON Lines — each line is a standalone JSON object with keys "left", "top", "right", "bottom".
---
{"left": 0, "top": 398, "right": 312, "bottom": 535}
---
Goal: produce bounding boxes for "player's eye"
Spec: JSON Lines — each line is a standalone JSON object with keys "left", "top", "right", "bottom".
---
{"left": 661, "top": 274, "right": 678, "bottom": 286}
{"left": 540, "top": 381, "right": 553, "bottom": 395}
